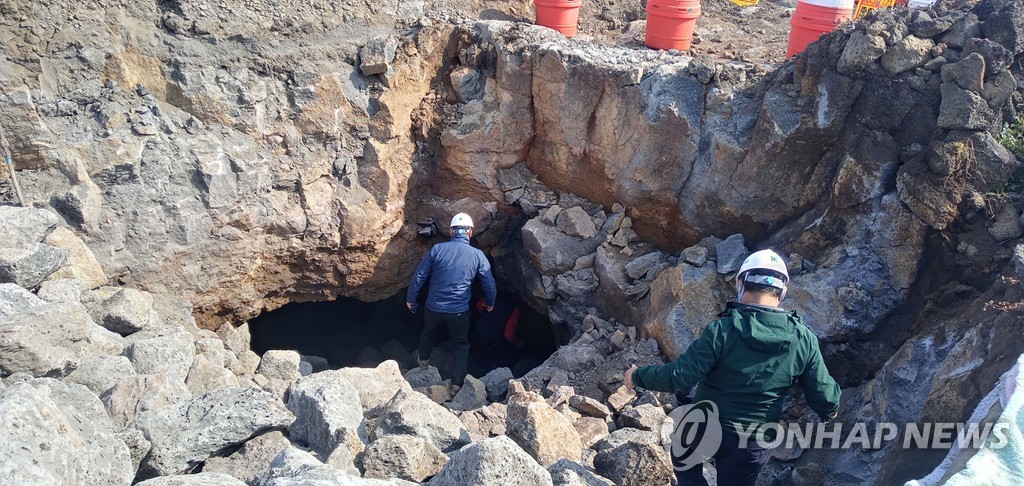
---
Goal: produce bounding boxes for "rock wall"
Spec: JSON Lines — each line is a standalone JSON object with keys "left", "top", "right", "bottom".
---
{"left": 3, "top": 0, "right": 1020, "bottom": 338}
{"left": 4, "top": 0, "right": 1024, "bottom": 483}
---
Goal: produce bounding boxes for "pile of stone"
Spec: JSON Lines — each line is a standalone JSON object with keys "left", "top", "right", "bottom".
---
{"left": 0, "top": 205, "right": 688, "bottom": 485}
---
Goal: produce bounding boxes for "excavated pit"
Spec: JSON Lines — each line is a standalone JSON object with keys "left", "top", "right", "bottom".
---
{"left": 2, "top": 1, "right": 1024, "bottom": 483}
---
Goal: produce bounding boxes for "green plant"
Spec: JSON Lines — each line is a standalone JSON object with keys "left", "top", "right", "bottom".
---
{"left": 996, "top": 118, "right": 1024, "bottom": 159}
{"left": 991, "top": 174, "right": 1024, "bottom": 196}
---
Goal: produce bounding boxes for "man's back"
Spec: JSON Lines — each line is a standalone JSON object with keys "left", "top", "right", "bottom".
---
{"left": 694, "top": 303, "right": 840, "bottom": 431}
{"left": 407, "top": 233, "right": 496, "bottom": 314}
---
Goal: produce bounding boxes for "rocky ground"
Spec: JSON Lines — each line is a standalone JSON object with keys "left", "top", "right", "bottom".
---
{"left": 4, "top": 0, "right": 1024, "bottom": 484}
{"left": 0, "top": 203, "right": 681, "bottom": 485}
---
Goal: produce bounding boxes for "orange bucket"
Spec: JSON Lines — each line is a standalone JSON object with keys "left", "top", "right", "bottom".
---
{"left": 535, "top": 0, "right": 584, "bottom": 37}
{"left": 786, "top": 1, "right": 853, "bottom": 57}
{"left": 645, "top": 0, "right": 702, "bottom": 51}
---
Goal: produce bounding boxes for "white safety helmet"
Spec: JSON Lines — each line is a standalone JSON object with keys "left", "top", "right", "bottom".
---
{"left": 450, "top": 212, "right": 474, "bottom": 229}
{"left": 736, "top": 249, "right": 790, "bottom": 302}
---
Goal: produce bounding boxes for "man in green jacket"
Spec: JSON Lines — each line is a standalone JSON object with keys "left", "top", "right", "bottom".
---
{"left": 625, "top": 249, "right": 841, "bottom": 486}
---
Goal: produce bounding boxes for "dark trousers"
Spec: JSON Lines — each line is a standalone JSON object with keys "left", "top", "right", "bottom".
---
{"left": 419, "top": 309, "right": 470, "bottom": 387}
{"left": 675, "top": 430, "right": 772, "bottom": 486}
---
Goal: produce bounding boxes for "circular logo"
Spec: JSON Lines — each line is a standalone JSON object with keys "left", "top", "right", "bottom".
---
{"left": 665, "top": 400, "right": 723, "bottom": 471}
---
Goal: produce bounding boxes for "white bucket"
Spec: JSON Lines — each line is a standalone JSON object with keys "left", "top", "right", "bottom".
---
{"left": 799, "top": 0, "right": 855, "bottom": 8}
{"left": 908, "top": 0, "right": 937, "bottom": 9}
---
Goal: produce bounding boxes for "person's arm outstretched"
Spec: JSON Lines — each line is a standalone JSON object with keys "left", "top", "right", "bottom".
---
{"left": 477, "top": 254, "right": 497, "bottom": 311}
{"left": 799, "top": 337, "right": 841, "bottom": 420}
{"left": 629, "top": 321, "right": 725, "bottom": 393}
{"left": 406, "top": 249, "right": 434, "bottom": 312}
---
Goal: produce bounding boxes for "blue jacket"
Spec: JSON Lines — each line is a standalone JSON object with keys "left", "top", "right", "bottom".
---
{"left": 407, "top": 234, "right": 497, "bottom": 314}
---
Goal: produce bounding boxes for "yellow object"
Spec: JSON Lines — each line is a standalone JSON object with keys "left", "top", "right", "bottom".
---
{"left": 854, "top": 0, "right": 897, "bottom": 19}
{"left": 730, "top": 0, "right": 760, "bottom": 6}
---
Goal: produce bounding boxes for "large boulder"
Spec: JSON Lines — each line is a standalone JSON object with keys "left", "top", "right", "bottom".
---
{"left": 259, "top": 447, "right": 416, "bottom": 486}
{"left": 123, "top": 328, "right": 196, "bottom": 382}
{"left": 404, "top": 365, "right": 444, "bottom": 388}
{"left": 0, "top": 381, "right": 133, "bottom": 485}
{"left": 286, "top": 370, "right": 366, "bottom": 457}
{"left": 0, "top": 303, "right": 125, "bottom": 376}
{"left": 87, "top": 288, "right": 159, "bottom": 336}
{"left": 880, "top": 35, "right": 934, "bottom": 75}
{"left": 0, "top": 243, "right": 68, "bottom": 288}
{"left": 0, "top": 207, "right": 66, "bottom": 288}
{"left": 642, "top": 262, "right": 729, "bottom": 357}
{"left": 0, "top": 206, "right": 59, "bottom": 249}
{"left": 714, "top": 234, "right": 747, "bottom": 274}
{"left": 186, "top": 349, "right": 240, "bottom": 396}
{"left": 937, "top": 82, "right": 997, "bottom": 130}
{"left": 135, "top": 472, "right": 248, "bottom": 486}
{"left": 37, "top": 278, "right": 83, "bottom": 303}
{"left": 984, "top": 1, "right": 1024, "bottom": 54}
{"left": 837, "top": 31, "right": 887, "bottom": 75}
{"left": 481, "top": 367, "right": 514, "bottom": 402}
{"left": 258, "top": 350, "right": 304, "bottom": 381}
{"left": 569, "top": 395, "right": 611, "bottom": 419}
{"left": 101, "top": 372, "right": 192, "bottom": 427}
{"left": 449, "top": 375, "right": 488, "bottom": 411}
{"left": 506, "top": 389, "right": 584, "bottom": 466}
{"left": 359, "top": 35, "right": 399, "bottom": 76}
{"left": 427, "top": 436, "right": 554, "bottom": 486}
{"left": 41, "top": 227, "right": 108, "bottom": 290}
{"left": 556, "top": 206, "right": 599, "bottom": 239}
{"left": 0, "top": 282, "right": 45, "bottom": 318}
{"left": 363, "top": 435, "right": 449, "bottom": 482}
{"left": 66, "top": 354, "right": 137, "bottom": 396}
{"left": 373, "top": 388, "right": 472, "bottom": 454}
{"left": 203, "top": 431, "right": 292, "bottom": 484}
{"left": 257, "top": 349, "right": 305, "bottom": 399}
{"left": 617, "top": 404, "right": 667, "bottom": 432}
{"left": 522, "top": 218, "right": 605, "bottom": 274}
{"left": 460, "top": 402, "right": 509, "bottom": 440}
{"left": 335, "top": 360, "right": 413, "bottom": 418}
{"left": 548, "top": 458, "right": 615, "bottom": 486}
{"left": 593, "top": 441, "right": 673, "bottom": 486}
{"left": 135, "top": 386, "right": 293, "bottom": 477}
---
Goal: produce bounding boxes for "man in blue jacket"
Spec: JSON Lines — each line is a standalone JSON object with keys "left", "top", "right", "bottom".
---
{"left": 407, "top": 212, "right": 497, "bottom": 394}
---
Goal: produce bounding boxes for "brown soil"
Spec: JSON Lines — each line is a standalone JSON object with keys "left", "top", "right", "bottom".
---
{"left": 450, "top": 0, "right": 801, "bottom": 65}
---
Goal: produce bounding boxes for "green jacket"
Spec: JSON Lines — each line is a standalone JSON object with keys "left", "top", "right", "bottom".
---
{"left": 633, "top": 302, "right": 841, "bottom": 434}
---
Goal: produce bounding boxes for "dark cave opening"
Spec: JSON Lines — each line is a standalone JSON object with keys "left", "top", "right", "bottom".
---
{"left": 249, "top": 286, "right": 558, "bottom": 381}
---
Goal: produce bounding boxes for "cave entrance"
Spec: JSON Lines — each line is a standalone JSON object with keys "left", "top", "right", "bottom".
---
{"left": 249, "top": 287, "right": 557, "bottom": 380}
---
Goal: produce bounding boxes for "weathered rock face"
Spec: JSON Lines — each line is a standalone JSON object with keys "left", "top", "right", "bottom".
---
{"left": 593, "top": 440, "right": 673, "bottom": 486}
{"left": 0, "top": 282, "right": 45, "bottom": 318}
{"left": 101, "top": 372, "right": 192, "bottom": 427}
{"left": 373, "top": 388, "right": 471, "bottom": 454}
{"left": 259, "top": 446, "right": 416, "bottom": 486}
{"left": 135, "top": 386, "right": 293, "bottom": 477}
{"left": 0, "top": 0, "right": 463, "bottom": 328}
{"left": 0, "top": 381, "right": 133, "bottom": 486}
{"left": 0, "top": 0, "right": 1003, "bottom": 334}
{"left": 202, "top": 431, "right": 292, "bottom": 485}
{"left": 0, "top": 206, "right": 67, "bottom": 288}
{"left": 285, "top": 370, "right": 366, "bottom": 457}
{"left": 1, "top": 1, "right": 1024, "bottom": 485}
{"left": 335, "top": 360, "right": 413, "bottom": 418}
{"left": 427, "top": 436, "right": 554, "bottom": 486}
{"left": 362, "top": 435, "right": 448, "bottom": 482}
{"left": 506, "top": 389, "right": 584, "bottom": 466}
{"left": 0, "top": 302, "right": 125, "bottom": 376}
{"left": 135, "top": 472, "right": 248, "bottom": 486}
